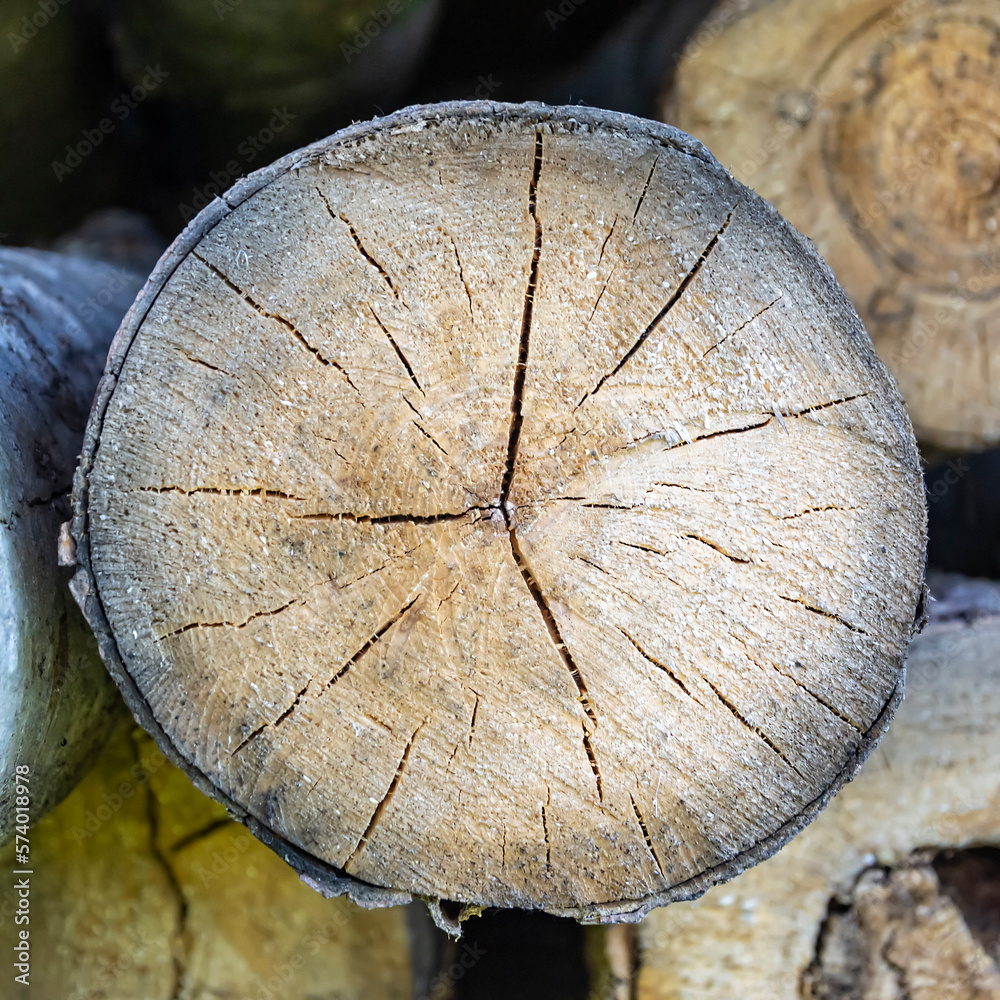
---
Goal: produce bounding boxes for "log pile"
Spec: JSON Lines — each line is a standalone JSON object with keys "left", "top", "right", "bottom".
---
{"left": 634, "top": 581, "right": 1000, "bottom": 999}
{"left": 0, "top": 719, "right": 413, "bottom": 999}
{"left": 665, "top": 0, "right": 1000, "bottom": 450}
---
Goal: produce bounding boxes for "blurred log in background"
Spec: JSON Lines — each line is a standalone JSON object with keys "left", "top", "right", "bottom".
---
{"left": 2, "top": 0, "right": 1000, "bottom": 997}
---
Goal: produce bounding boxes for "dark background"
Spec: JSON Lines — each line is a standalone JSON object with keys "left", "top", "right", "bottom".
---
{"left": 2, "top": 0, "right": 710, "bottom": 247}
{"left": 2, "top": 4, "right": 710, "bottom": 997}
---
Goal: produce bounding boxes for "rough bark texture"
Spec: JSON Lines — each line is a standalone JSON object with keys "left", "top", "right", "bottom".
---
{"left": 665, "top": 0, "right": 1000, "bottom": 450}
{"left": 635, "top": 593, "right": 1000, "bottom": 999}
{"left": 0, "top": 718, "right": 412, "bottom": 1000}
{"left": 71, "top": 100, "right": 927, "bottom": 921}
{"left": 0, "top": 248, "right": 142, "bottom": 843}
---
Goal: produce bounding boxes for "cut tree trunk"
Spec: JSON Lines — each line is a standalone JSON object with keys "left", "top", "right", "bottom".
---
{"left": 69, "top": 100, "right": 927, "bottom": 924}
{"left": 635, "top": 577, "right": 1000, "bottom": 999}
{"left": 665, "top": 0, "right": 1000, "bottom": 451}
{"left": 0, "top": 248, "right": 142, "bottom": 842}
{"left": 0, "top": 717, "right": 413, "bottom": 1000}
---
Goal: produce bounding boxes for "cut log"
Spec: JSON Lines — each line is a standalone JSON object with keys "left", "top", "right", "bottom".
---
{"left": 0, "top": 248, "right": 143, "bottom": 843}
{"left": 0, "top": 717, "right": 413, "bottom": 999}
{"left": 70, "top": 101, "right": 927, "bottom": 922}
{"left": 665, "top": 0, "right": 1000, "bottom": 450}
{"left": 635, "top": 586, "right": 1000, "bottom": 999}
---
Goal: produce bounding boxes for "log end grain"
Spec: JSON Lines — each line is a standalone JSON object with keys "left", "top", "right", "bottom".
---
{"left": 71, "top": 101, "right": 927, "bottom": 920}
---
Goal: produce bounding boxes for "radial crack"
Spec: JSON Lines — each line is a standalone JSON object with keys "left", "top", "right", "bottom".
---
{"left": 703, "top": 294, "right": 782, "bottom": 358}
{"left": 598, "top": 213, "right": 618, "bottom": 267}
{"left": 792, "top": 678, "right": 865, "bottom": 733}
{"left": 508, "top": 529, "right": 598, "bottom": 729}
{"left": 315, "top": 185, "right": 400, "bottom": 299}
{"left": 649, "top": 481, "right": 714, "bottom": 494}
{"left": 159, "top": 599, "right": 297, "bottom": 640}
{"left": 573, "top": 554, "right": 611, "bottom": 576}
{"left": 682, "top": 533, "right": 751, "bottom": 565}
{"left": 585, "top": 261, "right": 617, "bottom": 329}
{"left": 135, "top": 485, "right": 313, "bottom": 501}
{"left": 582, "top": 725, "right": 604, "bottom": 802}
{"left": 468, "top": 691, "right": 481, "bottom": 746}
{"left": 334, "top": 561, "right": 389, "bottom": 591}
{"left": 411, "top": 419, "right": 449, "bottom": 456}
{"left": 192, "top": 251, "right": 362, "bottom": 396}
{"left": 369, "top": 304, "right": 422, "bottom": 392}
{"left": 633, "top": 158, "right": 658, "bottom": 223}
{"left": 618, "top": 539, "right": 667, "bottom": 555}
{"left": 437, "top": 582, "right": 461, "bottom": 609}
{"left": 499, "top": 129, "right": 544, "bottom": 507}
{"left": 231, "top": 722, "right": 267, "bottom": 756}
{"left": 630, "top": 793, "right": 666, "bottom": 879}
{"left": 345, "top": 721, "right": 424, "bottom": 869}
{"left": 291, "top": 508, "right": 482, "bottom": 525}
{"left": 606, "top": 413, "right": 774, "bottom": 458}
{"left": 448, "top": 232, "right": 475, "bottom": 317}
{"left": 576, "top": 199, "right": 740, "bottom": 409}
{"left": 618, "top": 628, "right": 697, "bottom": 701}
{"left": 541, "top": 790, "right": 552, "bottom": 867}
{"left": 778, "top": 504, "right": 859, "bottom": 520}
{"left": 175, "top": 348, "right": 234, "bottom": 377}
{"left": 273, "top": 680, "right": 311, "bottom": 728}
{"left": 497, "top": 131, "right": 605, "bottom": 806}
{"left": 791, "top": 392, "right": 870, "bottom": 416}
{"left": 325, "top": 595, "right": 421, "bottom": 691}
{"left": 704, "top": 678, "right": 806, "bottom": 780}
{"left": 778, "top": 594, "right": 869, "bottom": 635}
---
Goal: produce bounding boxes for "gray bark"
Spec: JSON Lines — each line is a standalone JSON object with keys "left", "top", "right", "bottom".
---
{"left": 0, "top": 247, "right": 143, "bottom": 842}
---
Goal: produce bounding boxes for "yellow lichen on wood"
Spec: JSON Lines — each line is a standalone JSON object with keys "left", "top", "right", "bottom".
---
{"left": 0, "top": 718, "right": 412, "bottom": 1000}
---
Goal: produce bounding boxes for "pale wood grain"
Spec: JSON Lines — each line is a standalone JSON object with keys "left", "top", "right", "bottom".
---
{"left": 71, "top": 101, "right": 927, "bottom": 919}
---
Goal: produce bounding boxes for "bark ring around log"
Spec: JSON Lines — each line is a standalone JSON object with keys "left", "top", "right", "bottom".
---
{"left": 70, "top": 101, "right": 927, "bottom": 927}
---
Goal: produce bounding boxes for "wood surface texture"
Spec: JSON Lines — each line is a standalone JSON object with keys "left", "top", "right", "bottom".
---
{"left": 71, "top": 101, "right": 927, "bottom": 918}
{"left": 0, "top": 718, "right": 413, "bottom": 1000}
{"left": 636, "top": 609, "right": 1000, "bottom": 999}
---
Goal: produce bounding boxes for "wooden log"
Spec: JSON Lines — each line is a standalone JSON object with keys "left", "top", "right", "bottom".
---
{"left": 0, "top": 718, "right": 413, "bottom": 999}
{"left": 634, "top": 584, "right": 1000, "bottom": 999}
{"left": 0, "top": 248, "right": 143, "bottom": 843}
{"left": 69, "top": 101, "right": 927, "bottom": 924}
{"left": 665, "top": 0, "right": 1000, "bottom": 451}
